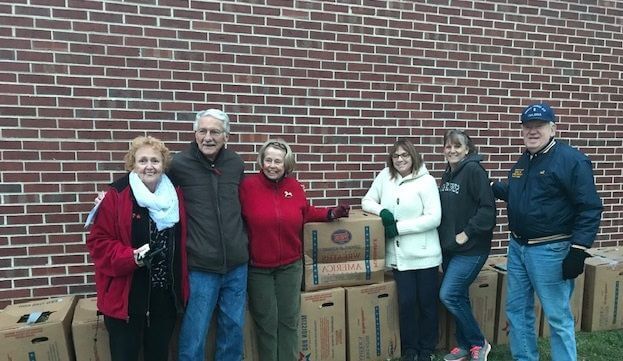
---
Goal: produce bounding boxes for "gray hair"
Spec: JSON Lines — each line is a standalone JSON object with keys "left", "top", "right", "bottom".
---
{"left": 194, "top": 109, "right": 230, "bottom": 133}
{"left": 257, "top": 139, "right": 296, "bottom": 175}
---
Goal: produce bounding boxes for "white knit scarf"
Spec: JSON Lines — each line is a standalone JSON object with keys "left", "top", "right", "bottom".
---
{"left": 129, "top": 172, "right": 179, "bottom": 231}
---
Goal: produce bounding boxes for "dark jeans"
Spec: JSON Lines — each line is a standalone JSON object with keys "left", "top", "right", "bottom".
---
{"left": 440, "top": 253, "right": 487, "bottom": 349}
{"left": 393, "top": 266, "right": 439, "bottom": 357}
{"left": 104, "top": 288, "right": 176, "bottom": 361}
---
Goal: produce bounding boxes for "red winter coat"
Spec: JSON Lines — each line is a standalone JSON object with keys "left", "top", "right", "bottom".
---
{"left": 87, "top": 175, "right": 189, "bottom": 320}
{"left": 239, "top": 172, "right": 330, "bottom": 268}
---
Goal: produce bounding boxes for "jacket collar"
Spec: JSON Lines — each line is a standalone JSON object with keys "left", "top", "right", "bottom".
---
{"left": 190, "top": 140, "right": 224, "bottom": 164}
{"left": 258, "top": 170, "right": 286, "bottom": 186}
{"left": 527, "top": 137, "right": 556, "bottom": 159}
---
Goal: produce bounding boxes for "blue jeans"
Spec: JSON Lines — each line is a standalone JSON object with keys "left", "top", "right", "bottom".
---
{"left": 393, "top": 266, "right": 439, "bottom": 358}
{"left": 178, "top": 264, "right": 248, "bottom": 361}
{"left": 440, "top": 254, "right": 487, "bottom": 350}
{"left": 506, "top": 238, "right": 575, "bottom": 361}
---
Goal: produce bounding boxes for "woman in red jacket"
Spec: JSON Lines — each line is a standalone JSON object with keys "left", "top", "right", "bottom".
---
{"left": 239, "top": 139, "right": 349, "bottom": 361}
{"left": 87, "top": 136, "right": 189, "bottom": 361}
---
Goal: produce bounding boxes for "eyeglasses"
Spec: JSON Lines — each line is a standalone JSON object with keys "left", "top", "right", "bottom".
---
{"left": 196, "top": 128, "right": 225, "bottom": 137}
{"left": 391, "top": 152, "right": 411, "bottom": 160}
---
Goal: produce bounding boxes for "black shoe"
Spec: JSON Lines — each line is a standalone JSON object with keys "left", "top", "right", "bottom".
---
{"left": 418, "top": 353, "right": 435, "bottom": 361}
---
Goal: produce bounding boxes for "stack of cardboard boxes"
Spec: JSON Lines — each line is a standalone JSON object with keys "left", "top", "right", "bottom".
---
{"left": 299, "top": 210, "right": 401, "bottom": 361}
{"left": 1, "top": 245, "right": 620, "bottom": 361}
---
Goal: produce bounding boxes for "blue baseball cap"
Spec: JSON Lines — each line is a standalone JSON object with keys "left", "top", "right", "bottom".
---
{"left": 520, "top": 103, "right": 556, "bottom": 123}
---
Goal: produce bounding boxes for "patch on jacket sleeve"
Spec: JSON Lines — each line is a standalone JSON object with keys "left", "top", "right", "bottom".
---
{"left": 512, "top": 169, "right": 524, "bottom": 178}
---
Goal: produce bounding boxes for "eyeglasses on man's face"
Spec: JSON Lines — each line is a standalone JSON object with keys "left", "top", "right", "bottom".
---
{"left": 196, "top": 128, "right": 225, "bottom": 137}
{"left": 391, "top": 152, "right": 411, "bottom": 160}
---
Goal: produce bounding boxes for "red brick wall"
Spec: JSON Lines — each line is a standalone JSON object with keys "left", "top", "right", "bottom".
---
{"left": 1, "top": 1, "right": 622, "bottom": 306}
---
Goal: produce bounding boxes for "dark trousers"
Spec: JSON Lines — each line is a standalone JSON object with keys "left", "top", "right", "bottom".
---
{"left": 104, "top": 289, "right": 176, "bottom": 361}
{"left": 393, "top": 266, "right": 439, "bottom": 357}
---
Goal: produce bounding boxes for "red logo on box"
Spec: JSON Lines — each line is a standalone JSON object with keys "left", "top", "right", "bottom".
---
{"left": 331, "top": 229, "right": 352, "bottom": 245}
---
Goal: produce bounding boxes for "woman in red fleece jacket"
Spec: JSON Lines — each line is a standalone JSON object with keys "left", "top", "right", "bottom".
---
{"left": 239, "top": 139, "right": 349, "bottom": 361}
{"left": 87, "top": 136, "right": 189, "bottom": 361}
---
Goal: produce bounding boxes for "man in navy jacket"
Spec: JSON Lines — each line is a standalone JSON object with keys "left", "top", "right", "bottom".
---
{"left": 492, "top": 103, "right": 602, "bottom": 361}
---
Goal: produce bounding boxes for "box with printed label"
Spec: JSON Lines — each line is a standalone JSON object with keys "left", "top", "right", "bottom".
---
{"left": 345, "top": 280, "right": 400, "bottom": 361}
{"left": 298, "top": 288, "right": 346, "bottom": 361}
{"left": 0, "top": 296, "right": 77, "bottom": 361}
{"left": 303, "top": 210, "right": 385, "bottom": 291}
{"left": 71, "top": 297, "right": 111, "bottom": 361}
{"left": 581, "top": 251, "right": 623, "bottom": 332}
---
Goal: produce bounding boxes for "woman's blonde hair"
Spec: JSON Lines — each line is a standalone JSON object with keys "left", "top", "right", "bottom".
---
{"left": 123, "top": 136, "right": 172, "bottom": 171}
{"left": 257, "top": 139, "right": 296, "bottom": 175}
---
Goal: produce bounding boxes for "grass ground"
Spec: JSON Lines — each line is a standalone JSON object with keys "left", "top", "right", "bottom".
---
{"left": 390, "top": 329, "right": 623, "bottom": 360}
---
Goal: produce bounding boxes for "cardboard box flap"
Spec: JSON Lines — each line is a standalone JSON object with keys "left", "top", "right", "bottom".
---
{"left": 0, "top": 296, "right": 77, "bottom": 331}
{"left": 72, "top": 297, "right": 100, "bottom": 325}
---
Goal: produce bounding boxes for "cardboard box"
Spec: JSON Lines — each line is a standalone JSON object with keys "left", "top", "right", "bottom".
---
{"left": 581, "top": 253, "right": 623, "bottom": 331}
{"left": 303, "top": 210, "right": 385, "bottom": 291}
{"left": 540, "top": 272, "right": 584, "bottom": 336}
{"left": 0, "top": 296, "right": 77, "bottom": 361}
{"left": 299, "top": 288, "right": 346, "bottom": 361}
{"left": 487, "top": 257, "right": 541, "bottom": 345}
{"left": 446, "top": 268, "right": 498, "bottom": 346}
{"left": 72, "top": 297, "right": 111, "bottom": 361}
{"left": 344, "top": 281, "right": 400, "bottom": 361}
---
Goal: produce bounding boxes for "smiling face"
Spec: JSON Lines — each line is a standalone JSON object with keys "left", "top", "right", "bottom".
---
{"left": 444, "top": 138, "right": 469, "bottom": 169}
{"left": 195, "top": 115, "right": 228, "bottom": 161}
{"left": 261, "top": 146, "right": 286, "bottom": 180}
{"left": 391, "top": 146, "right": 413, "bottom": 177}
{"left": 133, "top": 146, "right": 163, "bottom": 192}
{"left": 522, "top": 120, "right": 556, "bottom": 153}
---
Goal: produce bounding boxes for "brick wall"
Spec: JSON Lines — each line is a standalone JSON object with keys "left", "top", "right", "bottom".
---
{"left": 1, "top": 1, "right": 622, "bottom": 307}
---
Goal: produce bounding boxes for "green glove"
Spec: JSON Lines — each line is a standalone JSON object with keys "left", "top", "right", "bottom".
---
{"left": 379, "top": 209, "right": 395, "bottom": 226}
{"left": 384, "top": 223, "right": 399, "bottom": 239}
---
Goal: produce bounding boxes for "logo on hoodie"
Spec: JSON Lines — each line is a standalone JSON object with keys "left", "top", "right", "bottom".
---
{"left": 439, "top": 182, "right": 460, "bottom": 194}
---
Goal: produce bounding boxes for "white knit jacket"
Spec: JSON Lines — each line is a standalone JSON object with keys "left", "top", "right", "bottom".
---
{"left": 362, "top": 165, "right": 442, "bottom": 271}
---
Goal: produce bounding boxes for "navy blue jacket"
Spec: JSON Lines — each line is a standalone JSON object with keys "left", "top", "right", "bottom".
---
{"left": 492, "top": 139, "right": 602, "bottom": 248}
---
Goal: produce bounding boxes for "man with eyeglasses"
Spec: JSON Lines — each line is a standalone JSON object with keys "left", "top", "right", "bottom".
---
{"left": 170, "top": 109, "right": 249, "bottom": 361}
{"left": 492, "top": 103, "right": 602, "bottom": 361}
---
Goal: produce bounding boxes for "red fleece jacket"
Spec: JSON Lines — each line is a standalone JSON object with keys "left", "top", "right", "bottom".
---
{"left": 240, "top": 172, "right": 331, "bottom": 268}
{"left": 87, "top": 179, "right": 189, "bottom": 320}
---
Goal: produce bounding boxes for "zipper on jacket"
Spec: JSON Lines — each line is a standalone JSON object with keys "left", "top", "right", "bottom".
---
{"left": 272, "top": 181, "right": 283, "bottom": 265}
{"left": 145, "top": 219, "right": 153, "bottom": 328}
{"left": 169, "top": 227, "right": 181, "bottom": 312}
{"left": 208, "top": 162, "right": 226, "bottom": 271}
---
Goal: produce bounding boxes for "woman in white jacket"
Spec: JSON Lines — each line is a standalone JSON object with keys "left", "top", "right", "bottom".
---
{"left": 362, "top": 139, "right": 442, "bottom": 361}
